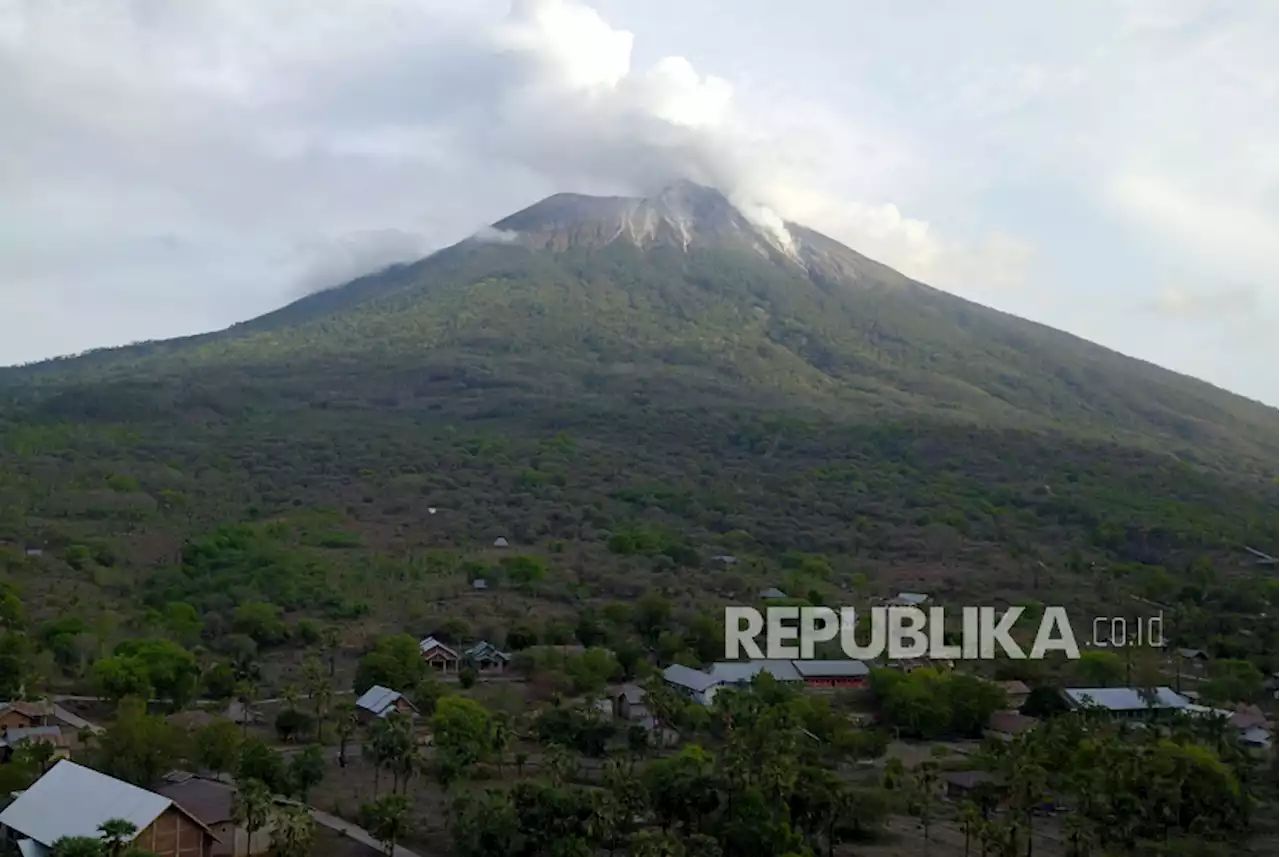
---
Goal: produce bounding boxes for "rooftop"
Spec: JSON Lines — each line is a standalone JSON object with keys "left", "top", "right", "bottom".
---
{"left": 0, "top": 761, "right": 177, "bottom": 846}
{"left": 354, "top": 685, "right": 405, "bottom": 717}
{"left": 708, "top": 659, "right": 802, "bottom": 683}
{"left": 790, "top": 659, "right": 870, "bottom": 678}
{"left": 154, "top": 775, "right": 235, "bottom": 825}
{"left": 1064, "top": 687, "right": 1188, "bottom": 711}
{"left": 662, "top": 664, "right": 722, "bottom": 694}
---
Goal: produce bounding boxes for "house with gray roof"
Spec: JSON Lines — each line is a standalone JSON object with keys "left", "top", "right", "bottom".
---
{"left": 353, "top": 685, "right": 418, "bottom": 723}
{"left": 790, "top": 659, "right": 871, "bottom": 688}
{"left": 708, "top": 659, "right": 803, "bottom": 685}
{"left": 757, "top": 587, "right": 788, "bottom": 600}
{"left": 888, "top": 592, "right": 930, "bottom": 607}
{"left": 1062, "top": 686, "right": 1189, "bottom": 720}
{"left": 661, "top": 664, "right": 724, "bottom": 705}
{"left": 0, "top": 760, "right": 218, "bottom": 857}
{"left": 419, "top": 635, "right": 460, "bottom": 672}
{"left": 464, "top": 641, "right": 511, "bottom": 672}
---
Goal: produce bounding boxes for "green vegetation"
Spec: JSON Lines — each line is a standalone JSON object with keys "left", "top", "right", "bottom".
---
{"left": 0, "top": 187, "right": 1274, "bottom": 856}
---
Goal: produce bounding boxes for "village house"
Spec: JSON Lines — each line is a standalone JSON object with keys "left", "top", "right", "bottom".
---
{"left": 1182, "top": 703, "right": 1273, "bottom": 750}
{"left": 0, "top": 760, "right": 218, "bottom": 857}
{"left": 664, "top": 658, "right": 873, "bottom": 704}
{"left": 984, "top": 711, "right": 1039, "bottom": 742}
{"left": 994, "top": 680, "right": 1031, "bottom": 710}
{"left": 757, "top": 587, "right": 788, "bottom": 600}
{"left": 614, "top": 685, "right": 649, "bottom": 721}
{"left": 464, "top": 641, "right": 512, "bottom": 673}
{"left": 354, "top": 685, "right": 419, "bottom": 724}
{"left": 0, "top": 700, "right": 103, "bottom": 737}
{"left": 1062, "top": 687, "right": 1189, "bottom": 721}
{"left": 662, "top": 664, "right": 724, "bottom": 706}
{"left": 887, "top": 592, "right": 930, "bottom": 607}
{"left": 941, "top": 770, "right": 1007, "bottom": 810}
{"left": 419, "top": 636, "right": 460, "bottom": 672}
{"left": 791, "top": 660, "right": 871, "bottom": 689}
{"left": 155, "top": 772, "right": 272, "bottom": 856}
{"left": 0, "top": 726, "right": 71, "bottom": 764}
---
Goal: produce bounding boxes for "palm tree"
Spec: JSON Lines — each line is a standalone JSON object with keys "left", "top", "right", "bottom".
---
{"left": 960, "top": 802, "right": 982, "bottom": 857}
{"left": 271, "top": 806, "right": 315, "bottom": 857}
{"left": 303, "top": 657, "right": 332, "bottom": 743}
{"left": 490, "top": 714, "right": 513, "bottom": 779}
{"left": 233, "top": 680, "right": 257, "bottom": 737}
{"left": 360, "top": 792, "right": 410, "bottom": 856}
{"left": 97, "top": 819, "right": 137, "bottom": 857}
{"left": 335, "top": 700, "right": 357, "bottom": 769}
{"left": 231, "top": 779, "right": 273, "bottom": 857}
{"left": 321, "top": 626, "right": 341, "bottom": 677}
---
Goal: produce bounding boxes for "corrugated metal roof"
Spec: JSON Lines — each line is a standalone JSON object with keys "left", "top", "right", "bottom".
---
{"left": 618, "top": 684, "right": 647, "bottom": 704}
{"left": 354, "top": 685, "right": 402, "bottom": 716}
{"left": 0, "top": 726, "right": 66, "bottom": 749}
{"left": 758, "top": 588, "right": 788, "bottom": 599}
{"left": 708, "top": 660, "right": 802, "bottom": 683}
{"left": 662, "top": 664, "right": 720, "bottom": 693}
{"left": 17, "top": 839, "right": 47, "bottom": 857}
{"left": 892, "top": 592, "right": 930, "bottom": 605}
{"left": 1064, "top": 687, "right": 1188, "bottom": 711}
{"left": 0, "top": 760, "right": 171, "bottom": 845}
{"left": 791, "top": 659, "right": 869, "bottom": 678}
{"left": 419, "top": 636, "right": 458, "bottom": 657}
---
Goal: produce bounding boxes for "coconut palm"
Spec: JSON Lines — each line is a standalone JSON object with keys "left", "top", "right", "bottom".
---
{"left": 271, "top": 806, "right": 315, "bottom": 857}
{"left": 97, "top": 819, "right": 137, "bottom": 857}
{"left": 231, "top": 778, "right": 273, "bottom": 857}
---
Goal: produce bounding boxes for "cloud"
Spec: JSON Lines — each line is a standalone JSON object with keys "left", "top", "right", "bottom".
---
{"left": 1148, "top": 285, "right": 1263, "bottom": 320}
{"left": 289, "top": 229, "right": 435, "bottom": 296}
{"left": 471, "top": 225, "right": 521, "bottom": 244}
{"left": 0, "top": 0, "right": 1027, "bottom": 351}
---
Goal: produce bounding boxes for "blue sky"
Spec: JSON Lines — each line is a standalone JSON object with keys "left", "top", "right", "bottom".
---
{"left": 1, "top": 0, "right": 1276, "bottom": 402}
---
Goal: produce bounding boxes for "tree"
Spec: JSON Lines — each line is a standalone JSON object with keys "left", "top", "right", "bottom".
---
{"left": 232, "top": 779, "right": 274, "bottom": 854}
{"left": 238, "top": 739, "right": 289, "bottom": 794}
{"left": 359, "top": 792, "right": 411, "bottom": 856}
{"left": 459, "top": 665, "right": 478, "bottom": 689}
{"left": 506, "top": 624, "right": 538, "bottom": 651}
{"left": 1074, "top": 651, "right": 1124, "bottom": 688}
{"left": 289, "top": 744, "right": 327, "bottom": 802}
{"left": 271, "top": 806, "right": 315, "bottom": 857}
{"left": 354, "top": 634, "right": 424, "bottom": 695}
{"left": 95, "top": 698, "right": 182, "bottom": 787}
{"left": 909, "top": 762, "right": 940, "bottom": 854}
{"left": 192, "top": 719, "right": 242, "bottom": 779}
{"left": 303, "top": 656, "right": 332, "bottom": 742}
{"left": 432, "top": 696, "right": 494, "bottom": 776}
{"left": 97, "top": 819, "right": 138, "bottom": 857}
{"left": 110, "top": 639, "right": 200, "bottom": 709}
{"left": 334, "top": 700, "right": 358, "bottom": 769}
{"left": 233, "top": 602, "right": 288, "bottom": 646}
{"left": 92, "top": 657, "right": 153, "bottom": 704}
{"left": 322, "top": 625, "right": 342, "bottom": 677}
{"left": 274, "top": 707, "right": 314, "bottom": 744}
{"left": 50, "top": 838, "right": 104, "bottom": 857}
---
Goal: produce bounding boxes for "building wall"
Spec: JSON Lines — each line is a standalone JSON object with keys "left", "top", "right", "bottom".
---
{"left": 210, "top": 821, "right": 273, "bottom": 857}
{"left": 0, "top": 711, "right": 34, "bottom": 730}
{"left": 803, "top": 677, "right": 867, "bottom": 689}
{"left": 137, "top": 807, "right": 212, "bottom": 857}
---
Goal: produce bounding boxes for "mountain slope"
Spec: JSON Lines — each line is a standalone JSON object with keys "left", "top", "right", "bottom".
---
{"left": 0, "top": 181, "right": 1275, "bottom": 644}
{"left": 9, "top": 182, "right": 1274, "bottom": 471}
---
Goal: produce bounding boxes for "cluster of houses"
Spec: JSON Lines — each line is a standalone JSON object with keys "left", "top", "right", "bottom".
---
{"left": 353, "top": 637, "right": 514, "bottom": 723}
{"left": 661, "top": 658, "right": 872, "bottom": 706}
{"left": 0, "top": 700, "right": 104, "bottom": 765}
{"left": 0, "top": 760, "right": 245, "bottom": 857}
